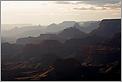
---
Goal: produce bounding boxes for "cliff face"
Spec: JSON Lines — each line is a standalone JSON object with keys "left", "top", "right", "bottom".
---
{"left": 91, "top": 19, "right": 121, "bottom": 38}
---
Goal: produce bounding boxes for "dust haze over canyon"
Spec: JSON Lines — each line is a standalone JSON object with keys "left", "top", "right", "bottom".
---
{"left": 1, "top": 0, "right": 121, "bottom": 81}
{"left": 1, "top": 19, "right": 121, "bottom": 81}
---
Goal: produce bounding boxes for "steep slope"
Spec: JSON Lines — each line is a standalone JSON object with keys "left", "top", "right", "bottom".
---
{"left": 58, "top": 25, "right": 86, "bottom": 40}
{"left": 90, "top": 19, "right": 121, "bottom": 38}
{"left": 78, "top": 21, "right": 100, "bottom": 33}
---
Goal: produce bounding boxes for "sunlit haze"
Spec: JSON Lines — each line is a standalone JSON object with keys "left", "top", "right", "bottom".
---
{"left": 1, "top": 1, "right": 121, "bottom": 30}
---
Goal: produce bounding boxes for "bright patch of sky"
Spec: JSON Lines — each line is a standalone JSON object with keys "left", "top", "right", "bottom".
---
{"left": 1, "top": 1, "right": 121, "bottom": 30}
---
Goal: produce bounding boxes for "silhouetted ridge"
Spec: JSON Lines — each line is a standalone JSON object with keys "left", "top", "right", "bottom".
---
{"left": 58, "top": 26, "right": 86, "bottom": 39}
{"left": 16, "top": 34, "right": 64, "bottom": 45}
{"left": 91, "top": 19, "right": 121, "bottom": 38}
{"left": 2, "top": 19, "right": 121, "bottom": 81}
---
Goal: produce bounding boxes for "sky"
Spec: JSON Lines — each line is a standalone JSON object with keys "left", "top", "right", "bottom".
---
{"left": 1, "top": 0, "right": 121, "bottom": 26}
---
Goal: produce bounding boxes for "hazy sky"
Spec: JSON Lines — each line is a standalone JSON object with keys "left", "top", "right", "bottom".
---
{"left": 1, "top": 1, "right": 121, "bottom": 25}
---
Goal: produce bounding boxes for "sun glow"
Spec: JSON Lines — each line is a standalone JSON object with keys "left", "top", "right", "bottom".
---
{"left": 1, "top": 1, "right": 121, "bottom": 27}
